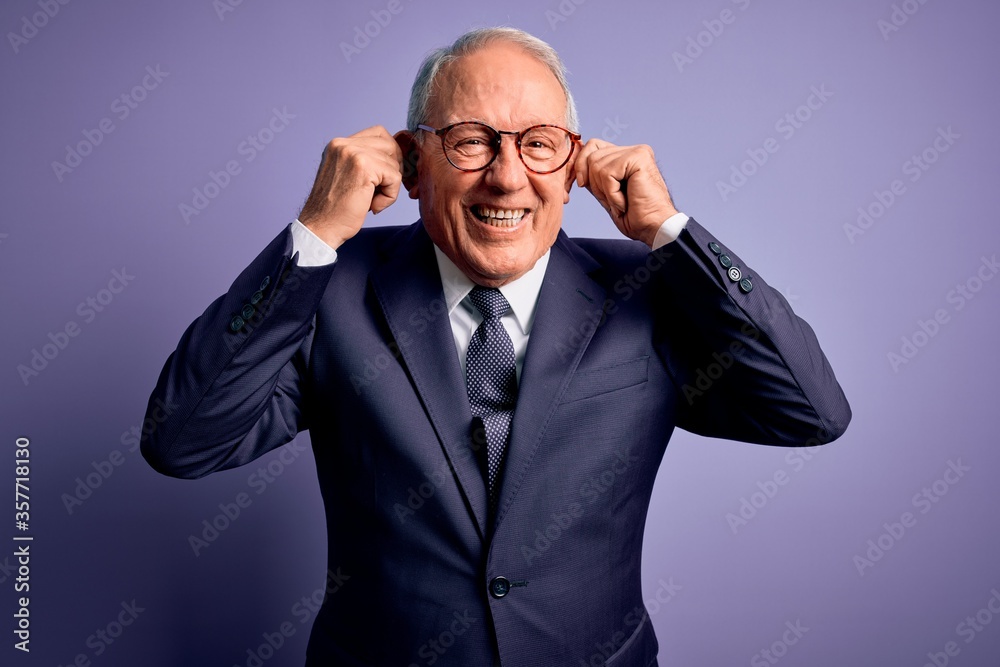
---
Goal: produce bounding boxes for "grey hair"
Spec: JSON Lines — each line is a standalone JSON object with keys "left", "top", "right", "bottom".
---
{"left": 406, "top": 27, "right": 579, "bottom": 133}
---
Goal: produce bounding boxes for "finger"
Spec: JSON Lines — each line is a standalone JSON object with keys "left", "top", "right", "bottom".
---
{"left": 347, "top": 134, "right": 404, "bottom": 162}
{"left": 599, "top": 169, "right": 628, "bottom": 215}
{"left": 578, "top": 138, "right": 623, "bottom": 188}
{"left": 584, "top": 147, "right": 624, "bottom": 210}
{"left": 324, "top": 137, "right": 402, "bottom": 181}
{"left": 369, "top": 154, "right": 404, "bottom": 214}
{"left": 322, "top": 131, "right": 401, "bottom": 171}
{"left": 574, "top": 139, "right": 604, "bottom": 188}
{"left": 371, "top": 172, "right": 402, "bottom": 214}
{"left": 574, "top": 145, "right": 590, "bottom": 188}
{"left": 353, "top": 125, "right": 395, "bottom": 140}
{"left": 368, "top": 145, "right": 405, "bottom": 176}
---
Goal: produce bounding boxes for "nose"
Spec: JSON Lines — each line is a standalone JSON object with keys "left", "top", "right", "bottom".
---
{"left": 483, "top": 134, "right": 529, "bottom": 192}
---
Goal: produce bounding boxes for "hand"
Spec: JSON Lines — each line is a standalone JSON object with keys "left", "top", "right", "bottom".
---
{"left": 298, "top": 126, "right": 404, "bottom": 250}
{"left": 573, "top": 139, "right": 678, "bottom": 248}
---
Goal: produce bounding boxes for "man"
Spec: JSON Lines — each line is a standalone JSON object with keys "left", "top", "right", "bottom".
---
{"left": 143, "top": 27, "right": 850, "bottom": 666}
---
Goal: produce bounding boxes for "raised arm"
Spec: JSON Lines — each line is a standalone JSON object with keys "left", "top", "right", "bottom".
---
{"left": 573, "top": 137, "right": 850, "bottom": 446}
{"left": 142, "top": 126, "right": 406, "bottom": 477}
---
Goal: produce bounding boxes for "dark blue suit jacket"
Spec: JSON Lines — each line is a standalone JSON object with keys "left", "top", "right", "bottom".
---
{"left": 143, "top": 217, "right": 850, "bottom": 666}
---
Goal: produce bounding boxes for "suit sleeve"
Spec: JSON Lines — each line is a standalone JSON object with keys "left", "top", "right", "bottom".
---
{"left": 654, "top": 218, "right": 851, "bottom": 446}
{"left": 141, "top": 227, "right": 335, "bottom": 478}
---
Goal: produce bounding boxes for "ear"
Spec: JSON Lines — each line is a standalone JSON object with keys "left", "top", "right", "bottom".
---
{"left": 394, "top": 130, "right": 420, "bottom": 199}
{"left": 563, "top": 149, "right": 576, "bottom": 204}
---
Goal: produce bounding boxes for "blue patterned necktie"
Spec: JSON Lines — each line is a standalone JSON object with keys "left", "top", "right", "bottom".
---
{"left": 465, "top": 286, "right": 518, "bottom": 514}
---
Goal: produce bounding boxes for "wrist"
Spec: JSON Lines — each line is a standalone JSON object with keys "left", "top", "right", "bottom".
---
{"left": 298, "top": 217, "right": 347, "bottom": 251}
{"left": 639, "top": 207, "right": 679, "bottom": 248}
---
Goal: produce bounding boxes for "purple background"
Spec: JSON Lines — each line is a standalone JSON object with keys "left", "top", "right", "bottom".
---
{"left": 2, "top": 0, "right": 999, "bottom": 665}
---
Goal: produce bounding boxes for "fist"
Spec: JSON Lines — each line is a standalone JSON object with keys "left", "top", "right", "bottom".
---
{"left": 573, "top": 139, "right": 678, "bottom": 247}
{"left": 298, "top": 126, "right": 404, "bottom": 250}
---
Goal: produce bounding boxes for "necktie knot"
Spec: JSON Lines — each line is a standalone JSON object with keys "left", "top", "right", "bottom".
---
{"left": 469, "top": 286, "right": 510, "bottom": 321}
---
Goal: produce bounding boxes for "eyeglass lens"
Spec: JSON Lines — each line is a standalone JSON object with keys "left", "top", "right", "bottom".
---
{"left": 443, "top": 123, "right": 573, "bottom": 171}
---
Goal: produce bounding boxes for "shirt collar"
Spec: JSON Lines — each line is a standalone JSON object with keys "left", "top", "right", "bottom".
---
{"left": 433, "top": 245, "right": 550, "bottom": 336}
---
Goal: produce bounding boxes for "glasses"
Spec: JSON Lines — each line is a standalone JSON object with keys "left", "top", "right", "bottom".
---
{"left": 417, "top": 121, "right": 581, "bottom": 174}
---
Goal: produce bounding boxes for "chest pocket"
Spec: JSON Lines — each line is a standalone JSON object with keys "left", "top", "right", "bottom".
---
{"left": 559, "top": 356, "right": 649, "bottom": 404}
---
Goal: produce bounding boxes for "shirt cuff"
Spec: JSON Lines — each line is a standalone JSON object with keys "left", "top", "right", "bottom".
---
{"left": 651, "top": 212, "right": 690, "bottom": 250}
{"left": 290, "top": 219, "right": 338, "bottom": 267}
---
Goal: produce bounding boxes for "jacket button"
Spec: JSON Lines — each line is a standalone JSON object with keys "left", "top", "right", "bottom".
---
{"left": 718, "top": 254, "right": 733, "bottom": 269}
{"left": 708, "top": 241, "right": 722, "bottom": 255}
{"left": 250, "top": 290, "right": 264, "bottom": 305}
{"left": 727, "top": 266, "right": 742, "bottom": 282}
{"left": 229, "top": 316, "right": 245, "bottom": 332}
{"left": 241, "top": 304, "right": 256, "bottom": 319}
{"left": 739, "top": 278, "right": 753, "bottom": 294}
{"left": 489, "top": 576, "right": 511, "bottom": 599}
{"left": 259, "top": 276, "right": 271, "bottom": 291}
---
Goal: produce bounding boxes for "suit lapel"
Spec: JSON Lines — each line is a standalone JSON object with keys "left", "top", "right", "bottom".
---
{"left": 495, "top": 232, "right": 607, "bottom": 530}
{"left": 370, "top": 223, "right": 489, "bottom": 541}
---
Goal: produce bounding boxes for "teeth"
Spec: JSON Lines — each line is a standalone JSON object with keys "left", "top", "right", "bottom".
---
{"left": 476, "top": 206, "right": 526, "bottom": 226}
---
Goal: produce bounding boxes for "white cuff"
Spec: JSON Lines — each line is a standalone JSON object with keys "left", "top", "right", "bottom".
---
{"left": 290, "top": 219, "right": 338, "bottom": 267}
{"left": 651, "top": 212, "right": 690, "bottom": 250}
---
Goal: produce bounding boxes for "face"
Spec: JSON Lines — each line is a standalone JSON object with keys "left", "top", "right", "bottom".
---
{"left": 405, "top": 42, "right": 575, "bottom": 287}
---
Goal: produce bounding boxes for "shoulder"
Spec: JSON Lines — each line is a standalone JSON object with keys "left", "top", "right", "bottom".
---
{"left": 334, "top": 222, "right": 424, "bottom": 267}
{"left": 344, "top": 223, "right": 411, "bottom": 252}
{"left": 559, "top": 233, "right": 653, "bottom": 275}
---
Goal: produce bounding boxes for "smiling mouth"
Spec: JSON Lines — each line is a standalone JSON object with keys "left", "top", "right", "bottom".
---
{"left": 472, "top": 205, "right": 528, "bottom": 227}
